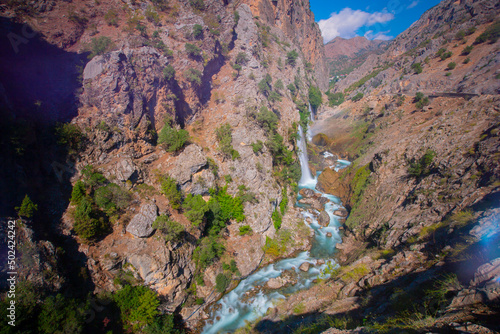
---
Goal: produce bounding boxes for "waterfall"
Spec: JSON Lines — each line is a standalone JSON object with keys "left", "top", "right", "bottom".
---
{"left": 298, "top": 125, "right": 315, "bottom": 188}
{"left": 308, "top": 102, "right": 314, "bottom": 121}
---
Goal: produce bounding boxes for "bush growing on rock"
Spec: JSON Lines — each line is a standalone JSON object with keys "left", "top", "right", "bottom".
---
{"left": 447, "top": 62, "right": 456, "bottom": 70}
{"left": 239, "top": 225, "right": 253, "bottom": 235}
{"left": 327, "top": 91, "right": 344, "bottom": 106}
{"left": 258, "top": 73, "right": 273, "bottom": 96}
{"left": 193, "top": 24, "right": 203, "bottom": 39}
{"left": 251, "top": 140, "right": 264, "bottom": 154}
{"left": 411, "top": 62, "right": 423, "bottom": 74}
{"left": 408, "top": 149, "right": 436, "bottom": 178}
{"left": 185, "top": 68, "right": 202, "bottom": 85}
{"left": 272, "top": 209, "right": 282, "bottom": 230}
{"left": 88, "top": 36, "right": 114, "bottom": 59}
{"left": 414, "top": 92, "right": 430, "bottom": 109}
{"left": 351, "top": 92, "right": 364, "bottom": 102}
{"left": 183, "top": 194, "right": 209, "bottom": 226}
{"left": 157, "top": 123, "right": 189, "bottom": 152}
{"left": 193, "top": 236, "right": 225, "bottom": 270}
{"left": 55, "top": 123, "right": 84, "bottom": 153}
{"left": 461, "top": 45, "right": 473, "bottom": 55}
{"left": 113, "top": 285, "right": 160, "bottom": 331}
{"left": 153, "top": 215, "right": 185, "bottom": 242}
{"left": 286, "top": 50, "right": 299, "bottom": 67}
{"left": 215, "top": 273, "right": 230, "bottom": 293}
{"left": 308, "top": 85, "right": 322, "bottom": 110}
{"left": 160, "top": 176, "right": 182, "bottom": 210}
{"left": 16, "top": 194, "right": 38, "bottom": 218}
{"left": 163, "top": 64, "right": 176, "bottom": 81}
{"left": 215, "top": 123, "right": 239, "bottom": 160}
{"left": 474, "top": 20, "right": 500, "bottom": 44}
{"left": 256, "top": 106, "right": 278, "bottom": 133}
{"left": 73, "top": 196, "right": 109, "bottom": 242}
{"left": 185, "top": 43, "right": 202, "bottom": 58}
{"left": 94, "top": 183, "right": 132, "bottom": 215}
{"left": 189, "top": 0, "right": 205, "bottom": 11}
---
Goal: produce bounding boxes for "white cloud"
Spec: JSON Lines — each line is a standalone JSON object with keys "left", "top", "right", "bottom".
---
{"left": 364, "top": 30, "right": 393, "bottom": 40}
{"left": 407, "top": 1, "right": 419, "bottom": 9}
{"left": 318, "top": 8, "right": 394, "bottom": 43}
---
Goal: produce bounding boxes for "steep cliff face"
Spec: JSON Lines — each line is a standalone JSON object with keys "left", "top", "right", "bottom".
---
{"left": 244, "top": 0, "right": 329, "bottom": 89}
{"left": 1, "top": 0, "right": 327, "bottom": 328}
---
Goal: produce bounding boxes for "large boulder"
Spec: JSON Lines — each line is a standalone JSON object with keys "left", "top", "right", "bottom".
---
{"left": 170, "top": 144, "right": 207, "bottom": 185}
{"left": 299, "top": 262, "right": 311, "bottom": 272}
{"left": 299, "top": 188, "right": 316, "bottom": 198}
{"left": 126, "top": 203, "right": 158, "bottom": 238}
{"left": 316, "top": 168, "right": 349, "bottom": 201}
{"left": 298, "top": 197, "right": 323, "bottom": 211}
{"left": 318, "top": 210, "right": 331, "bottom": 227}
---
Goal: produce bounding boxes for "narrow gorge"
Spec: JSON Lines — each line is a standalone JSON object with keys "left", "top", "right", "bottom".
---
{"left": 0, "top": 0, "right": 499, "bottom": 333}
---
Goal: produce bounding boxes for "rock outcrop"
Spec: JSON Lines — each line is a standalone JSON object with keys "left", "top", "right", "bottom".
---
{"left": 126, "top": 203, "right": 158, "bottom": 238}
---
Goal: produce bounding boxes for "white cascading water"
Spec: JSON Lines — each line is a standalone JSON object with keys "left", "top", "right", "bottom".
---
{"left": 307, "top": 102, "right": 314, "bottom": 141}
{"left": 201, "top": 122, "right": 350, "bottom": 334}
{"left": 297, "top": 124, "right": 316, "bottom": 188}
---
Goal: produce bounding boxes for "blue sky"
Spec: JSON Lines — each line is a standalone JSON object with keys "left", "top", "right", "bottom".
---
{"left": 310, "top": 0, "right": 442, "bottom": 43}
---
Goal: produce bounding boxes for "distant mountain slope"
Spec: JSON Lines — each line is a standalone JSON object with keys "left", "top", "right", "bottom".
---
{"left": 333, "top": 0, "right": 500, "bottom": 96}
{"left": 324, "top": 36, "right": 388, "bottom": 77}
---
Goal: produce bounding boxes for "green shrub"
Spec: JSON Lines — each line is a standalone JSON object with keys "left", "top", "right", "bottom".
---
{"left": 474, "top": 20, "right": 500, "bottom": 44}
{"left": 73, "top": 197, "right": 109, "bottom": 241}
{"left": 193, "top": 24, "right": 203, "bottom": 39}
{"left": 251, "top": 140, "right": 264, "bottom": 154}
{"left": 185, "top": 43, "right": 202, "bottom": 58}
{"left": 350, "top": 164, "right": 370, "bottom": 209}
{"left": 215, "top": 123, "right": 239, "bottom": 159}
{"left": 351, "top": 92, "right": 363, "bottom": 102}
{"left": 104, "top": 9, "right": 119, "bottom": 26}
{"left": 81, "top": 165, "right": 107, "bottom": 188}
{"left": 70, "top": 181, "right": 86, "bottom": 204}
{"left": 143, "top": 314, "right": 178, "bottom": 334}
{"left": 113, "top": 285, "right": 160, "bottom": 330}
{"left": 215, "top": 273, "right": 230, "bottom": 293}
{"left": 408, "top": 149, "right": 436, "bottom": 178}
{"left": 465, "top": 27, "right": 476, "bottom": 36}
{"left": 163, "top": 64, "right": 176, "bottom": 81}
{"left": 463, "top": 57, "right": 471, "bottom": 64}
{"left": 239, "top": 225, "right": 253, "bottom": 235}
{"left": 190, "top": 0, "right": 205, "bottom": 10}
{"left": 279, "top": 186, "right": 288, "bottom": 214}
{"left": 440, "top": 50, "right": 452, "bottom": 60}
{"left": 160, "top": 176, "right": 182, "bottom": 210}
{"left": 286, "top": 50, "right": 299, "bottom": 67}
{"left": 209, "top": 186, "right": 245, "bottom": 224}
{"left": 235, "top": 52, "right": 248, "bottom": 65}
{"left": 447, "top": 62, "right": 456, "bottom": 70}
{"left": 266, "top": 133, "right": 294, "bottom": 166}
{"left": 411, "top": 62, "right": 423, "bottom": 74}
{"left": 153, "top": 215, "right": 185, "bottom": 242}
{"left": 256, "top": 106, "right": 278, "bottom": 133}
{"left": 145, "top": 5, "right": 160, "bottom": 25}
{"left": 158, "top": 124, "right": 189, "bottom": 152}
{"left": 15, "top": 194, "right": 38, "bottom": 218}
{"left": 94, "top": 183, "right": 132, "bottom": 215}
{"left": 186, "top": 68, "right": 202, "bottom": 85}
{"left": 455, "top": 30, "right": 465, "bottom": 40}
{"left": 55, "top": 123, "right": 84, "bottom": 152}
{"left": 461, "top": 45, "right": 473, "bottom": 55}
{"left": 88, "top": 36, "right": 114, "bottom": 59}
{"left": 38, "top": 294, "right": 85, "bottom": 334}
{"left": 327, "top": 91, "right": 344, "bottom": 106}
{"left": 274, "top": 79, "right": 284, "bottom": 90}
{"left": 287, "top": 83, "right": 297, "bottom": 96}
{"left": 272, "top": 209, "right": 282, "bottom": 230}
{"left": 308, "top": 85, "right": 322, "bottom": 110}
{"left": 193, "top": 236, "right": 225, "bottom": 270}
{"left": 258, "top": 73, "right": 272, "bottom": 96}
{"left": 414, "top": 92, "right": 430, "bottom": 109}
{"left": 183, "top": 194, "right": 209, "bottom": 226}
